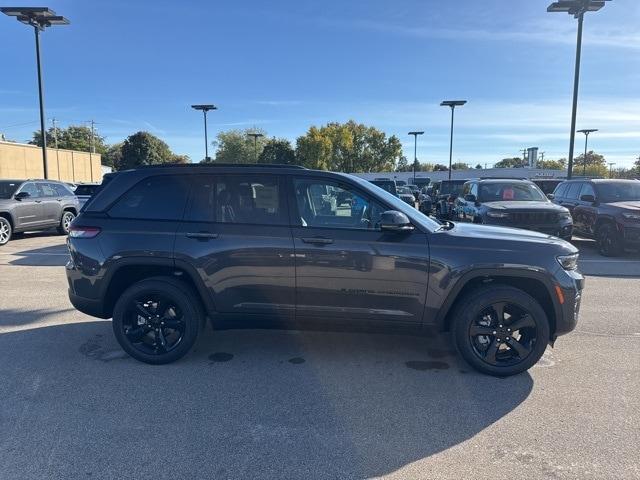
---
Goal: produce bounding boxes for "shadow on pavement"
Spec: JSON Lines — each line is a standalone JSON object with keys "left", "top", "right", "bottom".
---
{"left": 6, "top": 243, "right": 69, "bottom": 267}
{"left": 0, "top": 317, "right": 533, "bottom": 479}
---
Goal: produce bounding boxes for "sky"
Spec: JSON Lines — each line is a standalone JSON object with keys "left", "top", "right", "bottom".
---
{"left": 1, "top": 0, "right": 639, "bottom": 169}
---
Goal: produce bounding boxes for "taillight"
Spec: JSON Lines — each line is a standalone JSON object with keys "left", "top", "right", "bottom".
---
{"left": 69, "top": 226, "right": 101, "bottom": 238}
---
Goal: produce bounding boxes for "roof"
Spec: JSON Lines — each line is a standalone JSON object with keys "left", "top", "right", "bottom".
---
{"left": 473, "top": 178, "right": 535, "bottom": 184}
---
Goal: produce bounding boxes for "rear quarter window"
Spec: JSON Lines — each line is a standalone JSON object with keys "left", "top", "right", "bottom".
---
{"left": 108, "top": 175, "right": 190, "bottom": 221}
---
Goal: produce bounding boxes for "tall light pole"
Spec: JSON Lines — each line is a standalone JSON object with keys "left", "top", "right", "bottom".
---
{"left": 440, "top": 100, "right": 466, "bottom": 180}
{"left": 247, "top": 133, "right": 264, "bottom": 162}
{"left": 191, "top": 104, "right": 217, "bottom": 161}
{"left": 577, "top": 128, "right": 598, "bottom": 176}
{"left": 408, "top": 131, "right": 424, "bottom": 184}
{"left": 548, "top": 0, "right": 610, "bottom": 179}
{"left": 1, "top": 7, "right": 69, "bottom": 179}
{"left": 608, "top": 162, "right": 615, "bottom": 178}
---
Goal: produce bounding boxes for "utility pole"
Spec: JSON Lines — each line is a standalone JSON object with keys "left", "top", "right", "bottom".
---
{"left": 88, "top": 119, "right": 95, "bottom": 182}
{"left": 51, "top": 117, "right": 59, "bottom": 148}
{"left": 608, "top": 162, "right": 615, "bottom": 178}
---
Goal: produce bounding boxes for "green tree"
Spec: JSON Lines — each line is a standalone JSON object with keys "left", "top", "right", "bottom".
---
{"left": 475, "top": 164, "right": 483, "bottom": 169}
{"left": 451, "top": 162, "right": 471, "bottom": 170}
{"left": 433, "top": 164, "right": 448, "bottom": 171}
{"left": 119, "top": 131, "right": 177, "bottom": 170}
{"left": 494, "top": 157, "right": 527, "bottom": 168}
{"left": 538, "top": 158, "right": 567, "bottom": 170}
{"left": 210, "top": 128, "right": 268, "bottom": 164}
{"left": 102, "top": 142, "right": 123, "bottom": 169}
{"left": 573, "top": 151, "right": 606, "bottom": 176}
{"left": 295, "top": 120, "right": 401, "bottom": 172}
{"left": 258, "top": 138, "right": 296, "bottom": 164}
{"left": 30, "top": 125, "right": 108, "bottom": 154}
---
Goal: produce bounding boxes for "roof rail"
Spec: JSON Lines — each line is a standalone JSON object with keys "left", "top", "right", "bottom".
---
{"left": 129, "top": 163, "right": 306, "bottom": 170}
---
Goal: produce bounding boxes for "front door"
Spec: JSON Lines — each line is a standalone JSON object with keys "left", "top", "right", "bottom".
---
{"left": 13, "top": 182, "right": 45, "bottom": 229}
{"left": 174, "top": 174, "right": 295, "bottom": 320}
{"left": 290, "top": 176, "right": 430, "bottom": 324}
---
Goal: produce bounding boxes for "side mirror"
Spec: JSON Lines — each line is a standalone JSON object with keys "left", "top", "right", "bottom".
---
{"left": 380, "top": 210, "right": 414, "bottom": 232}
{"left": 546, "top": 193, "right": 555, "bottom": 200}
{"left": 464, "top": 194, "right": 476, "bottom": 203}
{"left": 580, "top": 194, "right": 595, "bottom": 203}
{"left": 14, "top": 191, "right": 30, "bottom": 200}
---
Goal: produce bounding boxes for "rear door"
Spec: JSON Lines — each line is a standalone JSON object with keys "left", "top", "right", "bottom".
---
{"left": 13, "top": 182, "right": 45, "bottom": 228}
{"left": 38, "top": 182, "right": 63, "bottom": 224}
{"left": 574, "top": 182, "right": 598, "bottom": 236}
{"left": 559, "top": 182, "right": 582, "bottom": 213}
{"left": 174, "top": 174, "right": 296, "bottom": 320}
{"left": 290, "top": 176, "right": 430, "bottom": 324}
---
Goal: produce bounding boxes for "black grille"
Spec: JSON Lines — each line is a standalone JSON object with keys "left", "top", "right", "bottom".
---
{"left": 510, "top": 211, "right": 558, "bottom": 225}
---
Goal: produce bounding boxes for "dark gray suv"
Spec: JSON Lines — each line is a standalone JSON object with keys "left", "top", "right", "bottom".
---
{"left": 66, "top": 164, "right": 584, "bottom": 376}
{"left": 0, "top": 179, "right": 79, "bottom": 245}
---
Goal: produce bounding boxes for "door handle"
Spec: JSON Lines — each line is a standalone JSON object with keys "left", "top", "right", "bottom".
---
{"left": 301, "top": 237, "right": 333, "bottom": 245}
{"left": 185, "top": 232, "right": 219, "bottom": 240}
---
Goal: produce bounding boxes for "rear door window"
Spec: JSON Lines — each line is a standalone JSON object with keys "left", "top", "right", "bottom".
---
{"left": 579, "top": 183, "right": 596, "bottom": 200}
{"left": 109, "top": 175, "right": 190, "bottom": 221}
{"left": 554, "top": 183, "right": 568, "bottom": 198}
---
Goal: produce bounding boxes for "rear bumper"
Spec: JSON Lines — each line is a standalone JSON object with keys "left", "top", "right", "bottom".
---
{"left": 68, "top": 289, "right": 110, "bottom": 319}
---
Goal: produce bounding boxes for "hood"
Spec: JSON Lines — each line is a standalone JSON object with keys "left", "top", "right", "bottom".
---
{"left": 447, "top": 221, "right": 577, "bottom": 253}
{"left": 482, "top": 201, "right": 566, "bottom": 212}
{"left": 606, "top": 200, "right": 640, "bottom": 211}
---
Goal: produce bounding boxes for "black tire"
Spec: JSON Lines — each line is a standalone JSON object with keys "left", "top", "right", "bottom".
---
{"left": 112, "top": 277, "right": 203, "bottom": 365}
{"left": 451, "top": 285, "right": 550, "bottom": 377}
{"left": 597, "top": 223, "right": 623, "bottom": 257}
{"left": 0, "top": 217, "right": 12, "bottom": 246}
{"left": 57, "top": 210, "right": 75, "bottom": 235}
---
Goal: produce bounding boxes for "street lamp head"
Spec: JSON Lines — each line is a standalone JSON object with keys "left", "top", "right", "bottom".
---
{"left": 440, "top": 100, "right": 467, "bottom": 108}
{"left": 247, "top": 133, "right": 264, "bottom": 138}
{"left": 547, "top": 0, "right": 609, "bottom": 18}
{"left": 191, "top": 104, "right": 217, "bottom": 112}
{"left": 1, "top": 7, "right": 70, "bottom": 29}
{"left": 577, "top": 128, "right": 598, "bottom": 134}
{"left": 408, "top": 131, "right": 425, "bottom": 136}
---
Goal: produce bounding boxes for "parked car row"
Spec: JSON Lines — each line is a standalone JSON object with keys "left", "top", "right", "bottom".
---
{"left": 0, "top": 179, "right": 100, "bottom": 245}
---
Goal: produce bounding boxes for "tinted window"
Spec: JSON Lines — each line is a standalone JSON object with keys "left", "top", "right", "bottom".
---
{"left": 74, "top": 185, "right": 97, "bottom": 196}
{"left": 439, "top": 181, "right": 466, "bottom": 195}
{"left": 52, "top": 183, "right": 73, "bottom": 197}
{"left": 0, "top": 181, "right": 21, "bottom": 199}
{"left": 565, "top": 183, "right": 582, "bottom": 200}
{"left": 187, "top": 175, "right": 285, "bottom": 225}
{"left": 19, "top": 183, "right": 40, "bottom": 198}
{"left": 294, "top": 178, "right": 386, "bottom": 230}
{"left": 579, "top": 183, "right": 596, "bottom": 199}
{"left": 40, "top": 183, "right": 58, "bottom": 197}
{"left": 109, "top": 176, "right": 190, "bottom": 220}
{"left": 370, "top": 180, "right": 397, "bottom": 196}
{"left": 554, "top": 183, "right": 568, "bottom": 198}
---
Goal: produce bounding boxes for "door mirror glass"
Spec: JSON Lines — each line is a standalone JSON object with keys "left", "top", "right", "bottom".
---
{"left": 546, "top": 193, "right": 555, "bottom": 200}
{"left": 464, "top": 194, "right": 476, "bottom": 202}
{"left": 380, "top": 211, "right": 414, "bottom": 232}
{"left": 14, "top": 191, "right": 30, "bottom": 200}
{"left": 580, "top": 194, "right": 595, "bottom": 203}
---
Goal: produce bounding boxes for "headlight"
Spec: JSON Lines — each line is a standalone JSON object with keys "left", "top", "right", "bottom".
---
{"left": 487, "top": 211, "right": 509, "bottom": 218}
{"left": 622, "top": 212, "right": 640, "bottom": 221}
{"left": 557, "top": 253, "right": 579, "bottom": 270}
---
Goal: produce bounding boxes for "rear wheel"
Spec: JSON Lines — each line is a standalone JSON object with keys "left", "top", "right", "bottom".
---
{"left": 112, "top": 277, "right": 203, "bottom": 364}
{"left": 57, "top": 211, "right": 75, "bottom": 235}
{"left": 597, "top": 223, "right": 623, "bottom": 257}
{"left": 451, "top": 285, "right": 550, "bottom": 377}
{"left": 0, "top": 217, "right": 12, "bottom": 246}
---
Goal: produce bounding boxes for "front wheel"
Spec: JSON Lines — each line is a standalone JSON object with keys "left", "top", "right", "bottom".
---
{"left": 451, "top": 285, "right": 550, "bottom": 377}
{"left": 57, "top": 211, "right": 75, "bottom": 235}
{"left": 597, "top": 223, "right": 623, "bottom": 257}
{"left": 112, "top": 277, "right": 203, "bottom": 364}
{"left": 0, "top": 217, "right": 12, "bottom": 246}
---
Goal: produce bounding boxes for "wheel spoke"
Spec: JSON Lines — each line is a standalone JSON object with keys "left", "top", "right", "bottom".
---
{"left": 155, "top": 300, "right": 170, "bottom": 318}
{"left": 156, "top": 328, "right": 167, "bottom": 352}
{"left": 135, "top": 302, "right": 152, "bottom": 318}
{"left": 506, "top": 337, "right": 531, "bottom": 358}
{"left": 492, "top": 302, "right": 507, "bottom": 323}
{"left": 484, "top": 339, "right": 499, "bottom": 364}
{"left": 126, "top": 326, "right": 149, "bottom": 342}
{"left": 469, "top": 324, "right": 495, "bottom": 336}
{"left": 509, "top": 314, "right": 535, "bottom": 332}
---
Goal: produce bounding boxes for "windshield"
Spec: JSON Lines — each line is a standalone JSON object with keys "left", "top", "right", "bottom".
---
{"left": 0, "top": 181, "right": 21, "bottom": 199}
{"left": 478, "top": 182, "right": 547, "bottom": 202}
{"left": 440, "top": 182, "right": 466, "bottom": 195}
{"left": 353, "top": 175, "right": 440, "bottom": 231}
{"left": 596, "top": 181, "right": 640, "bottom": 202}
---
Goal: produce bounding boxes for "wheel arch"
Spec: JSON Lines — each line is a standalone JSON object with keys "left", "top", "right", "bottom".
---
{"left": 435, "top": 269, "right": 559, "bottom": 338}
{"left": 0, "top": 210, "right": 15, "bottom": 228}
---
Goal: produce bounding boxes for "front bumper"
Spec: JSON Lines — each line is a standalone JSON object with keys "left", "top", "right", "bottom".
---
{"left": 552, "top": 268, "right": 585, "bottom": 339}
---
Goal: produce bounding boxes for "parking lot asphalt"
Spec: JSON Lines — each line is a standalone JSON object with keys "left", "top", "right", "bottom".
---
{"left": 0, "top": 233, "right": 639, "bottom": 480}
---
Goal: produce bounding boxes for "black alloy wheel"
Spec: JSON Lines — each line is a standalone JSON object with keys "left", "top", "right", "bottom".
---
{"left": 112, "top": 277, "right": 202, "bottom": 364}
{"left": 452, "top": 285, "right": 550, "bottom": 376}
{"left": 597, "top": 223, "right": 623, "bottom": 257}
